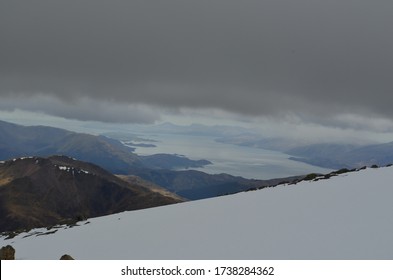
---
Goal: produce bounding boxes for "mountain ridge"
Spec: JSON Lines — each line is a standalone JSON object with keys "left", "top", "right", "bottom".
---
{"left": 216, "top": 133, "right": 393, "bottom": 169}
{"left": 0, "top": 120, "right": 297, "bottom": 200}
{"left": 0, "top": 155, "right": 183, "bottom": 233}
{"left": 287, "top": 142, "right": 393, "bottom": 169}
{"left": 0, "top": 120, "right": 211, "bottom": 173}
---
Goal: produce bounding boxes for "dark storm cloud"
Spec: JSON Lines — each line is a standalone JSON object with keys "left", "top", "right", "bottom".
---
{"left": 1, "top": 0, "right": 393, "bottom": 123}
{"left": 0, "top": 95, "right": 160, "bottom": 123}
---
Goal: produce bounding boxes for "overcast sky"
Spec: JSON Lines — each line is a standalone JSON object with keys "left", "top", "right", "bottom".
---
{"left": 1, "top": 1, "right": 393, "bottom": 139}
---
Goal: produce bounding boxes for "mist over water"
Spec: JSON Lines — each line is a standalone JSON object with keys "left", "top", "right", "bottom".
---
{"left": 132, "top": 133, "right": 331, "bottom": 180}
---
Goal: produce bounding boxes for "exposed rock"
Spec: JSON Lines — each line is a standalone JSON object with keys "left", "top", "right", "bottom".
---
{"left": 0, "top": 245, "right": 15, "bottom": 260}
{"left": 60, "top": 254, "right": 74, "bottom": 260}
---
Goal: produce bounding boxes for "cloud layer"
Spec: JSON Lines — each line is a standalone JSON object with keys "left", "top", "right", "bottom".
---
{"left": 1, "top": 0, "right": 393, "bottom": 125}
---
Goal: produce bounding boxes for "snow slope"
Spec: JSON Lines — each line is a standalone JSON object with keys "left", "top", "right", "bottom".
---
{"left": 1, "top": 167, "right": 393, "bottom": 259}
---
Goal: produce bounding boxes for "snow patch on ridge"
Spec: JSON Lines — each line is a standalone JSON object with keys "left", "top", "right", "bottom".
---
{"left": 56, "top": 165, "right": 90, "bottom": 174}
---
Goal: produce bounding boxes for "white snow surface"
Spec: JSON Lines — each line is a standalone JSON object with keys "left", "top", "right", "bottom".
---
{"left": 1, "top": 167, "right": 393, "bottom": 260}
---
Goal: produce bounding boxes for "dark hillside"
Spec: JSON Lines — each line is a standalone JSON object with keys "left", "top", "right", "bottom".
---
{"left": 0, "top": 156, "right": 182, "bottom": 233}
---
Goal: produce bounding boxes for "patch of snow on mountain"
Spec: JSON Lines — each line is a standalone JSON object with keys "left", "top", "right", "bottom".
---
{"left": 1, "top": 166, "right": 392, "bottom": 260}
{"left": 58, "top": 166, "right": 69, "bottom": 171}
{"left": 56, "top": 165, "right": 89, "bottom": 175}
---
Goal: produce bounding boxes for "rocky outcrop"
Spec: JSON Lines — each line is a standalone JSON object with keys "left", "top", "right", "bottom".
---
{"left": 0, "top": 245, "right": 15, "bottom": 260}
{"left": 60, "top": 254, "right": 74, "bottom": 260}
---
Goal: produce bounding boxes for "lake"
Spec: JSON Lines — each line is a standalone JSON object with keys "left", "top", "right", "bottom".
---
{"left": 130, "top": 133, "right": 332, "bottom": 180}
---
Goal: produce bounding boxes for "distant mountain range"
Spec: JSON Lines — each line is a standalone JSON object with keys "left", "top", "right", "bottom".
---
{"left": 0, "top": 156, "right": 183, "bottom": 233}
{"left": 287, "top": 142, "right": 393, "bottom": 169}
{"left": 0, "top": 120, "right": 210, "bottom": 173}
{"left": 216, "top": 134, "right": 393, "bottom": 169}
{"left": 0, "top": 120, "right": 295, "bottom": 201}
{"left": 0, "top": 120, "right": 140, "bottom": 173}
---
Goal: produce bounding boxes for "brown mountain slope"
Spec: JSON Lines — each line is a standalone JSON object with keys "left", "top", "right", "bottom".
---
{"left": 0, "top": 156, "right": 183, "bottom": 233}
{"left": 117, "top": 175, "right": 187, "bottom": 202}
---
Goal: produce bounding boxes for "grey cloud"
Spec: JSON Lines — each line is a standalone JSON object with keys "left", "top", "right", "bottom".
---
{"left": 1, "top": 0, "right": 393, "bottom": 124}
{"left": 0, "top": 95, "right": 160, "bottom": 123}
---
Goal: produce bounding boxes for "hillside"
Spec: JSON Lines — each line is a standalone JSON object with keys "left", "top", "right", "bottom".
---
{"left": 2, "top": 166, "right": 392, "bottom": 259}
{"left": 0, "top": 156, "right": 183, "bottom": 233}
{"left": 128, "top": 168, "right": 301, "bottom": 200}
{"left": 0, "top": 120, "right": 294, "bottom": 200}
{"left": 217, "top": 133, "right": 393, "bottom": 170}
{"left": 0, "top": 120, "right": 141, "bottom": 173}
{"left": 117, "top": 174, "right": 185, "bottom": 201}
{"left": 0, "top": 120, "right": 210, "bottom": 173}
{"left": 0, "top": 120, "right": 71, "bottom": 159}
{"left": 287, "top": 142, "right": 393, "bottom": 169}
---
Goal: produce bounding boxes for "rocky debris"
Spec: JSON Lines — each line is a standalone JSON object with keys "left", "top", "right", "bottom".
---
{"left": 60, "top": 254, "right": 74, "bottom": 260}
{"left": 0, "top": 245, "right": 15, "bottom": 260}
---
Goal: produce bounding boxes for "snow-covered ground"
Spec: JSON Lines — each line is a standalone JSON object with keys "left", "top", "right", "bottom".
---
{"left": 1, "top": 167, "right": 392, "bottom": 259}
